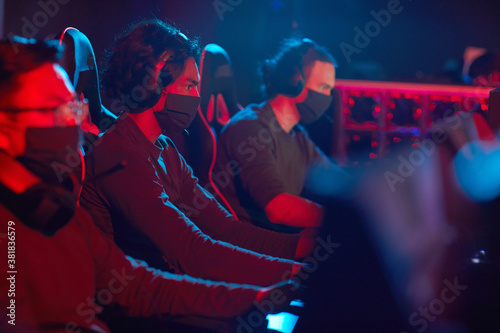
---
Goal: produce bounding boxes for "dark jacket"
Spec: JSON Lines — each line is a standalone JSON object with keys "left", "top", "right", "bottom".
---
{"left": 81, "top": 114, "right": 299, "bottom": 286}
{"left": 0, "top": 204, "right": 261, "bottom": 333}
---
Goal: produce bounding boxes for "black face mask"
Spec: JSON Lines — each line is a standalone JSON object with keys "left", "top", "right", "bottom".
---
{"left": 17, "top": 126, "right": 82, "bottom": 189}
{"left": 9, "top": 126, "right": 83, "bottom": 235}
{"left": 296, "top": 89, "right": 333, "bottom": 125}
{"left": 154, "top": 93, "right": 201, "bottom": 137}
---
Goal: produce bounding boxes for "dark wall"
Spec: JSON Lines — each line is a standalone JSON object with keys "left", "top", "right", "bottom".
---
{"left": 4, "top": 0, "right": 500, "bottom": 105}
{"left": 3, "top": 0, "right": 218, "bottom": 68}
{"left": 213, "top": 0, "right": 500, "bottom": 103}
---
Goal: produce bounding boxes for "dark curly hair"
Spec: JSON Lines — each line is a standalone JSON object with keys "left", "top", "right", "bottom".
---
{"left": 260, "top": 37, "right": 336, "bottom": 99}
{"left": 102, "top": 19, "right": 201, "bottom": 113}
{"left": 0, "top": 36, "right": 62, "bottom": 85}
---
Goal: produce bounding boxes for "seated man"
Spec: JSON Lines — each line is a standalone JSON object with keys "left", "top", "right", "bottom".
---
{"left": 81, "top": 19, "right": 313, "bottom": 287}
{"left": 215, "top": 38, "right": 345, "bottom": 233}
{"left": 0, "top": 37, "right": 296, "bottom": 332}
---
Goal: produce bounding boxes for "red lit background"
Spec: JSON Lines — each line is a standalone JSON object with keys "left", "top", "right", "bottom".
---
{"left": 335, "top": 80, "right": 492, "bottom": 165}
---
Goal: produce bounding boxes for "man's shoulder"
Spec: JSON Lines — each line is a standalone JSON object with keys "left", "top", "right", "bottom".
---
{"left": 0, "top": 202, "right": 89, "bottom": 246}
{"left": 295, "top": 123, "right": 314, "bottom": 142}
{"left": 221, "top": 104, "right": 269, "bottom": 136}
{"left": 230, "top": 104, "right": 261, "bottom": 121}
{"left": 85, "top": 116, "right": 144, "bottom": 167}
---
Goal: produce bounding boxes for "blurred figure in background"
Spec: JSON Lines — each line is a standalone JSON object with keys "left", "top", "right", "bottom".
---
{"left": 296, "top": 111, "right": 500, "bottom": 332}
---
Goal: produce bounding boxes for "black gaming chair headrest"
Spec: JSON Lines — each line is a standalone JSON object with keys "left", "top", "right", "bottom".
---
{"left": 59, "top": 27, "right": 116, "bottom": 132}
{"left": 200, "top": 44, "right": 241, "bottom": 130}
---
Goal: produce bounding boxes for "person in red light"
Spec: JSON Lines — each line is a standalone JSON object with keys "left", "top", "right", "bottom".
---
{"left": 80, "top": 19, "right": 315, "bottom": 288}
{"left": 0, "top": 36, "right": 298, "bottom": 333}
{"left": 214, "top": 38, "right": 347, "bottom": 233}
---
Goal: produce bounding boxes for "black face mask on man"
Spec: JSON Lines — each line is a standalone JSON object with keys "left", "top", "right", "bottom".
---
{"left": 8, "top": 126, "right": 83, "bottom": 235}
{"left": 154, "top": 93, "right": 201, "bottom": 137}
{"left": 18, "top": 126, "right": 82, "bottom": 186}
{"left": 296, "top": 89, "right": 333, "bottom": 125}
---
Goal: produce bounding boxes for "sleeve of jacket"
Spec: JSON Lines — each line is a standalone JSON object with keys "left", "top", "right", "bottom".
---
{"left": 77, "top": 209, "right": 260, "bottom": 318}
{"left": 175, "top": 149, "right": 300, "bottom": 260}
{"left": 300, "top": 127, "right": 351, "bottom": 192}
{"left": 89, "top": 146, "right": 294, "bottom": 286}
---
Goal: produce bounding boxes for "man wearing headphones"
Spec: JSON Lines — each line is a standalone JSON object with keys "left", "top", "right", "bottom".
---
{"left": 215, "top": 38, "right": 344, "bottom": 233}
{"left": 80, "top": 20, "right": 316, "bottom": 287}
{"left": 0, "top": 36, "right": 298, "bottom": 332}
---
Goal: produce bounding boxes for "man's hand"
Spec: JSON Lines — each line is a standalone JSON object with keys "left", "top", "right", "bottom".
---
{"left": 295, "top": 227, "right": 320, "bottom": 259}
{"left": 255, "top": 280, "right": 302, "bottom": 315}
{"left": 265, "top": 193, "right": 324, "bottom": 228}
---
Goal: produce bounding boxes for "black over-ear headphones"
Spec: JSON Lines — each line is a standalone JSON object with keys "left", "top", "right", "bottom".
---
{"left": 272, "top": 38, "right": 315, "bottom": 98}
{"left": 153, "top": 33, "right": 189, "bottom": 93}
{"left": 137, "top": 32, "right": 190, "bottom": 112}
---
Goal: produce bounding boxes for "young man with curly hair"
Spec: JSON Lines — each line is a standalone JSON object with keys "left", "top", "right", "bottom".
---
{"left": 80, "top": 20, "right": 314, "bottom": 286}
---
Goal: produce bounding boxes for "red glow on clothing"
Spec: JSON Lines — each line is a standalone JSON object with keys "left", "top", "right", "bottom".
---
{"left": 198, "top": 47, "right": 239, "bottom": 220}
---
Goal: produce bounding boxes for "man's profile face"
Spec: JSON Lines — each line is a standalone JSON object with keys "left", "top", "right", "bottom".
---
{"left": 297, "top": 60, "right": 336, "bottom": 101}
{"left": 164, "top": 57, "right": 200, "bottom": 97}
{"left": 153, "top": 57, "right": 200, "bottom": 110}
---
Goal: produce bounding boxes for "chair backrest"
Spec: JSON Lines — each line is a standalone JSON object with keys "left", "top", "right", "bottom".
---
{"left": 177, "top": 44, "right": 242, "bottom": 186}
{"left": 199, "top": 43, "right": 242, "bottom": 136}
{"left": 58, "top": 27, "right": 116, "bottom": 133}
